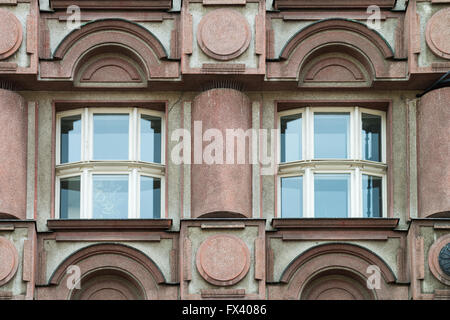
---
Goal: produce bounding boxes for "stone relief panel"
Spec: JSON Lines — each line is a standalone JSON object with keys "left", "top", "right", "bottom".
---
{"left": 0, "top": 9, "right": 23, "bottom": 60}
{"left": 181, "top": 0, "right": 265, "bottom": 74}
{"left": 197, "top": 9, "right": 251, "bottom": 61}
{"left": 428, "top": 234, "right": 450, "bottom": 286}
{"left": 180, "top": 220, "right": 266, "bottom": 299}
{"left": 0, "top": 1, "right": 38, "bottom": 74}
{"left": 196, "top": 234, "right": 250, "bottom": 286}
{"left": 425, "top": 7, "right": 450, "bottom": 60}
{"left": 0, "top": 237, "right": 19, "bottom": 287}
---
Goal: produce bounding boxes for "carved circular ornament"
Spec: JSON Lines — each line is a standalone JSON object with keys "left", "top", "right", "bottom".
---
{"left": 426, "top": 8, "right": 450, "bottom": 59}
{"left": 197, "top": 9, "right": 251, "bottom": 61}
{"left": 196, "top": 234, "right": 250, "bottom": 286}
{"left": 0, "top": 237, "right": 19, "bottom": 286}
{"left": 438, "top": 243, "right": 450, "bottom": 276}
{"left": 428, "top": 235, "right": 450, "bottom": 285}
{"left": 0, "top": 9, "right": 23, "bottom": 60}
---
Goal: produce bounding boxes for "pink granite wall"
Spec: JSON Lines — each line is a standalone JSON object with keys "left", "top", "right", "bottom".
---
{"left": 0, "top": 89, "right": 27, "bottom": 219}
{"left": 417, "top": 87, "right": 450, "bottom": 218}
{"left": 191, "top": 88, "right": 252, "bottom": 218}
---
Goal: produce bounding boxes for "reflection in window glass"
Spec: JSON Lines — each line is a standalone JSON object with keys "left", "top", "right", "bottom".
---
{"left": 141, "top": 115, "right": 162, "bottom": 163}
{"left": 93, "top": 114, "right": 129, "bottom": 160}
{"left": 60, "top": 176, "right": 80, "bottom": 219}
{"left": 314, "top": 174, "right": 350, "bottom": 218}
{"left": 92, "top": 175, "right": 128, "bottom": 219}
{"left": 363, "top": 175, "right": 382, "bottom": 217}
{"left": 280, "top": 114, "right": 302, "bottom": 162}
{"left": 140, "top": 176, "right": 161, "bottom": 218}
{"left": 314, "top": 113, "right": 350, "bottom": 159}
{"left": 362, "top": 113, "right": 382, "bottom": 162}
{"left": 60, "top": 115, "right": 81, "bottom": 163}
{"left": 281, "top": 176, "right": 303, "bottom": 218}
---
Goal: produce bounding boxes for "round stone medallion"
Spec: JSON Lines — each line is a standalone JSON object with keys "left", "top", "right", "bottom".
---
{"left": 428, "top": 235, "right": 450, "bottom": 286}
{"left": 0, "top": 9, "right": 23, "bottom": 60}
{"left": 196, "top": 234, "right": 250, "bottom": 286}
{"left": 426, "top": 8, "right": 450, "bottom": 59}
{"left": 197, "top": 9, "right": 251, "bottom": 61}
{"left": 438, "top": 243, "right": 450, "bottom": 277}
{"left": 0, "top": 237, "right": 19, "bottom": 286}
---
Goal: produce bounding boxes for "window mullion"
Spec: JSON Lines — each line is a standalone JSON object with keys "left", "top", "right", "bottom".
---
{"left": 305, "top": 167, "right": 314, "bottom": 218}
{"left": 128, "top": 168, "right": 137, "bottom": 218}
{"left": 131, "top": 108, "right": 138, "bottom": 161}
{"left": 86, "top": 108, "right": 92, "bottom": 161}
{"left": 352, "top": 107, "right": 359, "bottom": 160}
{"left": 82, "top": 169, "right": 90, "bottom": 219}
{"left": 352, "top": 168, "right": 362, "bottom": 218}
{"left": 306, "top": 107, "right": 313, "bottom": 160}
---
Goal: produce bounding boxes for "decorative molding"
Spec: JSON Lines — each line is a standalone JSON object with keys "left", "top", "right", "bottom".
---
{"left": 80, "top": 57, "right": 142, "bottom": 83}
{"left": 201, "top": 63, "right": 246, "bottom": 73}
{"left": 49, "top": 243, "right": 166, "bottom": 286}
{"left": 183, "top": 238, "right": 192, "bottom": 281}
{"left": 272, "top": 218, "right": 399, "bottom": 230}
{"left": 279, "top": 19, "right": 393, "bottom": 60}
{"left": 304, "top": 57, "right": 364, "bottom": 82}
{"left": 50, "top": 0, "right": 172, "bottom": 10}
{"left": 41, "top": 19, "right": 179, "bottom": 81}
{"left": 267, "top": 19, "right": 406, "bottom": 81}
{"left": 0, "top": 237, "right": 19, "bottom": 286}
{"left": 200, "top": 289, "right": 246, "bottom": 298}
{"left": 280, "top": 243, "right": 396, "bottom": 284}
{"left": 0, "top": 9, "right": 23, "bottom": 60}
{"left": 416, "top": 236, "right": 425, "bottom": 280}
{"left": 196, "top": 234, "right": 250, "bottom": 286}
{"left": 428, "top": 234, "right": 450, "bottom": 285}
{"left": 53, "top": 19, "right": 167, "bottom": 60}
{"left": 425, "top": 8, "right": 450, "bottom": 59}
{"left": 203, "top": 0, "right": 246, "bottom": 4}
{"left": 46, "top": 219, "right": 172, "bottom": 231}
{"left": 197, "top": 9, "right": 251, "bottom": 61}
{"left": 274, "top": 0, "right": 396, "bottom": 9}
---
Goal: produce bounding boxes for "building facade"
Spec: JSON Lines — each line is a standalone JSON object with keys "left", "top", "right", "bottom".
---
{"left": 0, "top": 0, "right": 449, "bottom": 300}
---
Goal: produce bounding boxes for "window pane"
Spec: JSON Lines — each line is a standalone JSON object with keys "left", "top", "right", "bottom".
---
{"left": 363, "top": 175, "right": 382, "bottom": 217}
{"left": 60, "top": 115, "right": 81, "bottom": 163}
{"left": 140, "top": 176, "right": 161, "bottom": 218}
{"left": 92, "top": 175, "right": 128, "bottom": 219}
{"left": 281, "top": 176, "right": 302, "bottom": 218}
{"left": 314, "top": 174, "right": 350, "bottom": 218}
{"left": 141, "top": 115, "right": 162, "bottom": 163}
{"left": 314, "top": 113, "right": 350, "bottom": 159}
{"left": 280, "top": 114, "right": 302, "bottom": 162}
{"left": 93, "top": 114, "right": 129, "bottom": 160}
{"left": 60, "top": 176, "right": 80, "bottom": 219}
{"left": 362, "top": 113, "right": 382, "bottom": 162}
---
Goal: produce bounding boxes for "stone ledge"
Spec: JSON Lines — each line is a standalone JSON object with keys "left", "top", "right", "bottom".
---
{"left": 271, "top": 218, "right": 399, "bottom": 230}
{"left": 50, "top": 0, "right": 172, "bottom": 10}
{"left": 274, "top": 0, "right": 396, "bottom": 9}
{"left": 47, "top": 219, "right": 172, "bottom": 231}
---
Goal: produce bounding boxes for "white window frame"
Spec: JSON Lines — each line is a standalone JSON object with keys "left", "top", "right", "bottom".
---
{"left": 55, "top": 107, "right": 165, "bottom": 219}
{"left": 278, "top": 106, "right": 387, "bottom": 218}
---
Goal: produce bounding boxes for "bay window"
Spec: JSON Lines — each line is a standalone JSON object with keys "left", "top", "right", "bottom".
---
{"left": 55, "top": 107, "right": 164, "bottom": 219}
{"left": 278, "top": 106, "right": 387, "bottom": 218}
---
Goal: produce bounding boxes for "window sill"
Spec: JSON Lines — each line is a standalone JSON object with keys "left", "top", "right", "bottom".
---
{"left": 47, "top": 219, "right": 172, "bottom": 231}
{"left": 271, "top": 218, "right": 399, "bottom": 230}
{"left": 278, "top": 159, "right": 387, "bottom": 175}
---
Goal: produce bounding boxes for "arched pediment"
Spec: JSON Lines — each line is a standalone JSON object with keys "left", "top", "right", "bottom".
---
{"left": 279, "top": 243, "right": 398, "bottom": 300}
{"left": 47, "top": 243, "right": 167, "bottom": 300}
{"left": 267, "top": 19, "right": 407, "bottom": 82}
{"left": 40, "top": 19, "right": 179, "bottom": 83}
